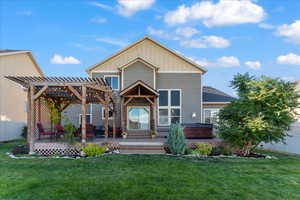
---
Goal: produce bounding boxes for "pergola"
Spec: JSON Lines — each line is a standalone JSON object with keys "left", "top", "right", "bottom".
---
{"left": 5, "top": 76, "right": 116, "bottom": 153}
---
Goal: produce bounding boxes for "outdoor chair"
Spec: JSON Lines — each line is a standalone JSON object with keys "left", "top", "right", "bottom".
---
{"left": 75, "top": 124, "right": 95, "bottom": 140}
{"left": 37, "top": 123, "right": 55, "bottom": 140}
{"left": 55, "top": 124, "right": 65, "bottom": 138}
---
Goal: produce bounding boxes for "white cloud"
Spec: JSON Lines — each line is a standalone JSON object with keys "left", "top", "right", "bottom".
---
{"left": 89, "top": 2, "right": 113, "bottom": 10}
{"left": 180, "top": 35, "right": 230, "bottom": 48}
{"left": 175, "top": 27, "right": 199, "bottom": 38}
{"left": 96, "top": 37, "right": 129, "bottom": 47}
{"left": 164, "top": 0, "right": 266, "bottom": 27}
{"left": 258, "top": 23, "right": 275, "bottom": 29}
{"left": 90, "top": 16, "right": 107, "bottom": 24}
{"left": 147, "top": 26, "right": 179, "bottom": 40}
{"left": 117, "top": 0, "right": 155, "bottom": 17}
{"left": 277, "top": 53, "right": 300, "bottom": 65}
{"left": 190, "top": 56, "right": 240, "bottom": 67}
{"left": 245, "top": 61, "right": 261, "bottom": 69}
{"left": 16, "top": 10, "right": 32, "bottom": 16}
{"left": 276, "top": 20, "right": 300, "bottom": 44}
{"left": 50, "top": 54, "right": 80, "bottom": 64}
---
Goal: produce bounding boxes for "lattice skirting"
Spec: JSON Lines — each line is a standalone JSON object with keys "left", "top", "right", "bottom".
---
{"left": 34, "top": 143, "right": 81, "bottom": 156}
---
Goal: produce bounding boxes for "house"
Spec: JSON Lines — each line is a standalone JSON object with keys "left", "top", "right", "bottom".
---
{"left": 263, "top": 80, "right": 300, "bottom": 154}
{"left": 62, "top": 36, "right": 234, "bottom": 138}
{"left": 202, "top": 86, "right": 235, "bottom": 124}
{"left": 0, "top": 50, "right": 44, "bottom": 141}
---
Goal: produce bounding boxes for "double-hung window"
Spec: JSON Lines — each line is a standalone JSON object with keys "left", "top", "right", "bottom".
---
{"left": 158, "top": 89, "right": 181, "bottom": 126}
{"left": 104, "top": 75, "right": 119, "bottom": 90}
{"left": 79, "top": 104, "right": 93, "bottom": 124}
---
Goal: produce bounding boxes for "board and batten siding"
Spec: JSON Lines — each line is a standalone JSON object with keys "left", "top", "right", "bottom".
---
{"left": 123, "top": 61, "right": 154, "bottom": 88}
{"left": 156, "top": 73, "right": 202, "bottom": 124}
{"left": 89, "top": 38, "right": 203, "bottom": 73}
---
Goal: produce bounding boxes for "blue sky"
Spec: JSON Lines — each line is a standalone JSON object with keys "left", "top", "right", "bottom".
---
{"left": 1, "top": 0, "right": 300, "bottom": 95}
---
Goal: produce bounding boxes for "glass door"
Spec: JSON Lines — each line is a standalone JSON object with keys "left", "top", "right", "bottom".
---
{"left": 127, "top": 107, "right": 150, "bottom": 130}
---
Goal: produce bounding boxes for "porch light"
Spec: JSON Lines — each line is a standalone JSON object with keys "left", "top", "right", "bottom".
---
{"left": 192, "top": 112, "right": 197, "bottom": 118}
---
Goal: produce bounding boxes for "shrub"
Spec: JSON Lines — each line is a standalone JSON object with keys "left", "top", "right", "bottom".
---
{"left": 166, "top": 124, "right": 187, "bottom": 155}
{"left": 63, "top": 121, "right": 76, "bottom": 143}
{"left": 192, "top": 143, "right": 213, "bottom": 156}
{"left": 217, "top": 73, "right": 300, "bottom": 156}
{"left": 82, "top": 144, "right": 106, "bottom": 157}
{"left": 211, "top": 146, "right": 232, "bottom": 156}
{"left": 21, "top": 126, "right": 27, "bottom": 140}
{"left": 11, "top": 144, "right": 29, "bottom": 155}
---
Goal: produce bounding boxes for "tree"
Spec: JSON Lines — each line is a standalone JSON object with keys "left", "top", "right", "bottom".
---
{"left": 217, "top": 73, "right": 300, "bottom": 156}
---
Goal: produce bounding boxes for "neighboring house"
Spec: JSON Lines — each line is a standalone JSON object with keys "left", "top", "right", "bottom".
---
{"left": 264, "top": 81, "right": 300, "bottom": 154}
{"left": 0, "top": 50, "right": 44, "bottom": 141}
{"left": 202, "top": 86, "right": 235, "bottom": 124}
{"left": 64, "top": 36, "right": 207, "bottom": 136}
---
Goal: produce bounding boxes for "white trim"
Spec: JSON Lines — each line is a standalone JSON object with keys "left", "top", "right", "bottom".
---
{"left": 127, "top": 106, "right": 150, "bottom": 130}
{"left": 158, "top": 89, "right": 182, "bottom": 126}
{"left": 153, "top": 69, "right": 156, "bottom": 89}
{"left": 78, "top": 104, "right": 93, "bottom": 124}
{"left": 92, "top": 70, "right": 119, "bottom": 73}
{"left": 101, "top": 107, "right": 113, "bottom": 120}
{"left": 0, "top": 50, "right": 30, "bottom": 56}
{"left": 157, "top": 71, "right": 202, "bottom": 74}
{"left": 103, "top": 74, "right": 120, "bottom": 91}
{"left": 203, "top": 102, "right": 231, "bottom": 104}
{"left": 121, "top": 68, "right": 124, "bottom": 90}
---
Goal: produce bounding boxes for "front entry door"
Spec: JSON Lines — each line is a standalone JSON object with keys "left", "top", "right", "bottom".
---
{"left": 127, "top": 106, "right": 150, "bottom": 130}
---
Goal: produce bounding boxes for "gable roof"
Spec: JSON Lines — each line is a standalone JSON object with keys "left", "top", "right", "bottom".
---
{"left": 119, "top": 57, "right": 158, "bottom": 71}
{"left": 120, "top": 80, "right": 159, "bottom": 96}
{"left": 0, "top": 49, "right": 44, "bottom": 76}
{"left": 203, "top": 86, "right": 236, "bottom": 103}
{"left": 86, "top": 36, "right": 207, "bottom": 74}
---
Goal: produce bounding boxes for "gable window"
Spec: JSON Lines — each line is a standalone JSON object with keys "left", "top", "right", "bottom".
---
{"left": 203, "top": 108, "right": 219, "bottom": 124}
{"left": 158, "top": 89, "right": 181, "bottom": 126}
{"left": 104, "top": 75, "right": 119, "bottom": 90}
{"left": 102, "top": 106, "right": 113, "bottom": 120}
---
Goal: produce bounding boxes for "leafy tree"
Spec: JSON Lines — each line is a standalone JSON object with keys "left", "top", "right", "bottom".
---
{"left": 217, "top": 73, "right": 300, "bottom": 156}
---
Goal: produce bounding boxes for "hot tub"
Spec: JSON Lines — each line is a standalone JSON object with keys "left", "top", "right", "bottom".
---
{"left": 182, "top": 123, "right": 214, "bottom": 139}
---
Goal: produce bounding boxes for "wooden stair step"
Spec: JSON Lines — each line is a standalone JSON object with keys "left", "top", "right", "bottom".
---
{"left": 120, "top": 149, "right": 165, "bottom": 154}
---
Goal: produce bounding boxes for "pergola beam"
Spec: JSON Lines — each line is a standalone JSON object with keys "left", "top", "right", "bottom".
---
{"left": 67, "top": 85, "right": 82, "bottom": 101}
{"left": 34, "top": 86, "right": 48, "bottom": 100}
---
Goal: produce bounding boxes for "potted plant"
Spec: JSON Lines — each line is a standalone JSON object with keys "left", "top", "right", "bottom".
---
{"left": 121, "top": 132, "right": 128, "bottom": 139}
{"left": 151, "top": 130, "right": 156, "bottom": 139}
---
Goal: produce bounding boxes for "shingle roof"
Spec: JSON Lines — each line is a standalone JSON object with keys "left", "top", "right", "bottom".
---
{"left": 0, "top": 49, "right": 29, "bottom": 56}
{"left": 203, "top": 86, "right": 236, "bottom": 103}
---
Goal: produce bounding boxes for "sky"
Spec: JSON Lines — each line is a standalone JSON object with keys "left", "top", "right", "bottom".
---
{"left": 1, "top": 0, "right": 300, "bottom": 96}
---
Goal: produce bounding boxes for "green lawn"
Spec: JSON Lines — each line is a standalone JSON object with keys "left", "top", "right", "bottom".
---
{"left": 0, "top": 141, "right": 300, "bottom": 200}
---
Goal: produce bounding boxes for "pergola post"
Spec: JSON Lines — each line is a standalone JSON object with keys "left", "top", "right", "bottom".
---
{"left": 112, "top": 103, "right": 116, "bottom": 138}
{"left": 152, "top": 98, "right": 158, "bottom": 135}
{"left": 121, "top": 97, "right": 126, "bottom": 133}
{"left": 29, "top": 85, "right": 35, "bottom": 154}
{"left": 81, "top": 86, "right": 87, "bottom": 143}
{"left": 104, "top": 92, "right": 109, "bottom": 139}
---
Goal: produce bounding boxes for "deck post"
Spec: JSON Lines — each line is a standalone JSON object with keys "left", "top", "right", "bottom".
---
{"left": 81, "top": 86, "right": 87, "bottom": 143}
{"left": 153, "top": 98, "right": 158, "bottom": 135}
{"left": 104, "top": 92, "right": 109, "bottom": 139}
{"left": 112, "top": 103, "right": 116, "bottom": 138}
{"left": 29, "top": 85, "right": 35, "bottom": 154}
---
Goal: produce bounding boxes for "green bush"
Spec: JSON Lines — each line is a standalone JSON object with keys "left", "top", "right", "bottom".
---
{"left": 211, "top": 146, "right": 232, "bottom": 156}
{"left": 82, "top": 144, "right": 106, "bottom": 157}
{"left": 192, "top": 143, "right": 213, "bottom": 156}
{"left": 166, "top": 123, "right": 187, "bottom": 155}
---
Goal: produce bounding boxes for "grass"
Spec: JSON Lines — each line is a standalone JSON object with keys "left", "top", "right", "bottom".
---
{"left": 0, "top": 141, "right": 300, "bottom": 200}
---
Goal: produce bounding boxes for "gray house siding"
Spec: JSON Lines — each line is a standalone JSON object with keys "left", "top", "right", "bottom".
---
{"left": 123, "top": 61, "right": 154, "bottom": 88}
{"left": 156, "top": 73, "right": 202, "bottom": 125}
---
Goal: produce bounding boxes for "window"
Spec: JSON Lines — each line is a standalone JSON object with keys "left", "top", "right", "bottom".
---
{"left": 102, "top": 107, "right": 113, "bottom": 120}
{"left": 203, "top": 108, "right": 219, "bottom": 124}
{"left": 79, "top": 104, "right": 92, "bottom": 124}
{"left": 158, "top": 89, "right": 181, "bottom": 126}
{"left": 104, "top": 75, "right": 119, "bottom": 90}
